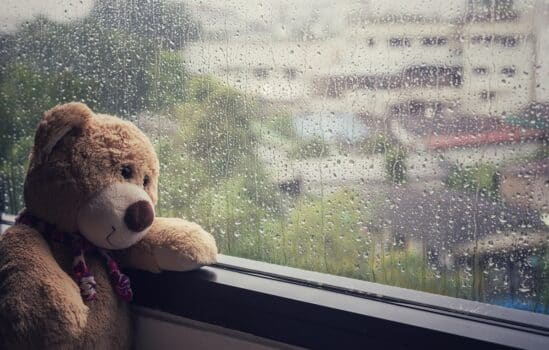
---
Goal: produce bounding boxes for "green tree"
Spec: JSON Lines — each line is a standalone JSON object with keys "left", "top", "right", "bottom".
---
{"left": 281, "top": 189, "right": 367, "bottom": 274}
{"left": 146, "top": 51, "right": 189, "bottom": 110}
{"left": 172, "top": 76, "right": 257, "bottom": 178}
{"left": 91, "top": 0, "right": 201, "bottom": 50}
{"left": 0, "top": 63, "right": 91, "bottom": 212}
{"left": 289, "top": 137, "right": 329, "bottom": 159}
{"left": 385, "top": 145, "right": 407, "bottom": 184}
{"left": 0, "top": 64, "right": 52, "bottom": 156}
{"left": 446, "top": 163, "right": 499, "bottom": 197}
{"left": 0, "top": 0, "right": 199, "bottom": 211}
{"left": 187, "top": 176, "right": 277, "bottom": 259}
{"left": 8, "top": 18, "right": 156, "bottom": 115}
{"left": 4, "top": 0, "right": 197, "bottom": 116}
{"left": 0, "top": 137, "right": 32, "bottom": 213}
{"left": 154, "top": 137, "right": 209, "bottom": 218}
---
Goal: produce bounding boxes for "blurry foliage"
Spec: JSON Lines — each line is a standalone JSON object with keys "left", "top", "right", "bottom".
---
{"left": 152, "top": 75, "right": 282, "bottom": 259}
{"left": 250, "top": 189, "right": 476, "bottom": 300}
{"left": 361, "top": 133, "right": 395, "bottom": 154}
{"left": 146, "top": 51, "right": 189, "bottom": 109}
{"left": 4, "top": 17, "right": 165, "bottom": 115}
{"left": 91, "top": 0, "right": 201, "bottom": 50}
{"left": 289, "top": 137, "right": 329, "bottom": 159}
{"left": 0, "top": 0, "right": 196, "bottom": 133}
{"left": 154, "top": 137, "right": 209, "bottom": 219}
{"left": 264, "top": 112, "right": 297, "bottom": 139}
{"left": 0, "top": 136, "right": 32, "bottom": 214}
{"left": 535, "top": 139, "right": 549, "bottom": 160}
{"left": 187, "top": 176, "right": 277, "bottom": 258}
{"left": 540, "top": 250, "right": 549, "bottom": 314}
{"left": 349, "top": 130, "right": 409, "bottom": 184}
{"left": 384, "top": 145, "right": 407, "bottom": 184}
{"left": 281, "top": 189, "right": 366, "bottom": 274}
{"left": 446, "top": 163, "right": 500, "bottom": 197}
{"left": 173, "top": 76, "right": 257, "bottom": 177}
{"left": 0, "top": 64, "right": 51, "bottom": 157}
{"left": 0, "top": 63, "right": 91, "bottom": 212}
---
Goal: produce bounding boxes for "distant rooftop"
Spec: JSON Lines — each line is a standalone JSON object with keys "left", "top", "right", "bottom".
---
{"left": 374, "top": 187, "right": 545, "bottom": 247}
{"left": 500, "top": 158, "right": 549, "bottom": 177}
{"left": 398, "top": 113, "right": 545, "bottom": 150}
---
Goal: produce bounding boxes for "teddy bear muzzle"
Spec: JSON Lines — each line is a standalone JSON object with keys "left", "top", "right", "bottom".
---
{"left": 77, "top": 182, "right": 155, "bottom": 249}
{"left": 124, "top": 200, "right": 154, "bottom": 232}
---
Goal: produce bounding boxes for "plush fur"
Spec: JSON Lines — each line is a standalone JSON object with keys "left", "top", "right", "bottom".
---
{"left": 0, "top": 102, "right": 218, "bottom": 349}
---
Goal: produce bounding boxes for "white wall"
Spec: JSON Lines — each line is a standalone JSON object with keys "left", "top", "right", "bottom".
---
{"left": 133, "top": 307, "right": 302, "bottom": 350}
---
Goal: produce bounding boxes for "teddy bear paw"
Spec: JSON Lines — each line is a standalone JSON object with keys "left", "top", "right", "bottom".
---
{"left": 153, "top": 228, "right": 218, "bottom": 271}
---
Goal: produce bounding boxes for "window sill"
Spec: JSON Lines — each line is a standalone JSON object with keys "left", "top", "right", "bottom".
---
{"left": 127, "top": 255, "right": 549, "bottom": 350}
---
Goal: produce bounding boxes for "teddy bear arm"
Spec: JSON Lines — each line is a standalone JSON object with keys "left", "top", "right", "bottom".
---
{"left": 119, "top": 217, "right": 218, "bottom": 272}
{"left": 0, "top": 225, "right": 89, "bottom": 348}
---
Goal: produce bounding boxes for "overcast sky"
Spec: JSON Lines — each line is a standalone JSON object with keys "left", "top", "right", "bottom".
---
{"left": 1, "top": 0, "right": 95, "bottom": 32}
{"left": 1, "top": 0, "right": 540, "bottom": 33}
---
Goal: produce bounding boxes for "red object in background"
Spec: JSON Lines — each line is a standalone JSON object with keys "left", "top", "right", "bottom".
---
{"left": 426, "top": 127, "right": 545, "bottom": 150}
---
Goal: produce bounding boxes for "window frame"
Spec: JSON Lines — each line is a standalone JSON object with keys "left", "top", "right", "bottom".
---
{"left": 2, "top": 214, "right": 549, "bottom": 348}
{"left": 125, "top": 254, "right": 549, "bottom": 349}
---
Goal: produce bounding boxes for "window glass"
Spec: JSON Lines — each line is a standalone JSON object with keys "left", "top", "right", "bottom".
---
{"left": 501, "top": 66, "right": 516, "bottom": 77}
{"left": 473, "top": 67, "right": 489, "bottom": 75}
{"left": 422, "top": 36, "right": 448, "bottom": 46}
{"left": 1, "top": 0, "right": 548, "bottom": 315}
{"left": 389, "top": 37, "right": 412, "bottom": 47}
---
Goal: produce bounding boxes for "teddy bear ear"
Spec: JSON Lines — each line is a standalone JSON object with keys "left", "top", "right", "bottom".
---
{"left": 33, "top": 102, "right": 93, "bottom": 164}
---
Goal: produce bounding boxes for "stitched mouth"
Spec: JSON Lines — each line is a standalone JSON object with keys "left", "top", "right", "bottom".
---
{"left": 106, "top": 226, "right": 116, "bottom": 247}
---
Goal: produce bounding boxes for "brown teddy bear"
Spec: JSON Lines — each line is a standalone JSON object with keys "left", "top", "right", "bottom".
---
{"left": 0, "top": 102, "right": 218, "bottom": 349}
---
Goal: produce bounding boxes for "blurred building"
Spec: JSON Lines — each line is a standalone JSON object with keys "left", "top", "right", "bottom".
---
{"left": 460, "top": 0, "right": 536, "bottom": 116}
{"left": 183, "top": 0, "right": 546, "bottom": 119}
{"left": 312, "top": 18, "right": 462, "bottom": 117}
{"left": 499, "top": 158, "right": 549, "bottom": 212}
{"left": 534, "top": 0, "right": 549, "bottom": 102}
{"left": 376, "top": 187, "right": 547, "bottom": 266}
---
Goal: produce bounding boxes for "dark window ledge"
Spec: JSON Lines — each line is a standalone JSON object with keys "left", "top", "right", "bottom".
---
{"left": 128, "top": 255, "right": 549, "bottom": 350}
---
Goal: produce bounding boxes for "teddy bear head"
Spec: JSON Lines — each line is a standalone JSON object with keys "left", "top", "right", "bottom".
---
{"left": 24, "top": 102, "right": 159, "bottom": 249}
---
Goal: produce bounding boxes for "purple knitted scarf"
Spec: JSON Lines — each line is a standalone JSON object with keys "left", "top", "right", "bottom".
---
{"left": 15, "top": 211, "right": 133, "bottom": 302}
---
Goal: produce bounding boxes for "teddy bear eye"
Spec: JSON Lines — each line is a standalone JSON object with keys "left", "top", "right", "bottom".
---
{"left": 121, "top": 165, "right": 132, "bottom": 179}
{"left": 143, "top": 175, "right": 150, "bottom": 187}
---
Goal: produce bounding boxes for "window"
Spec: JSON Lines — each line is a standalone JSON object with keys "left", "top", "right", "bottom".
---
{"left": 473, "top": 66, "right": 489, "bottom": 75}
{"left": 480, "top": 90, "right": 497, "bottom": 100}
{"left": 496, "top": 35, "right": 519, "bottom": 47}
{"left": 421, "top": 36, "right": 448, "bottom": 46}
{"left": 404, "top": 65, "right": 463, "bottom": 88}
{"left": 466, "top": 0, "right": 518, "bottom": 22}
{"left": 253, "top": 67, "right": 270, "bottom": 79}
{"left": 471, "top": 34, "right": 493, "bottom": 45}
{"left": 501, "top": 66, "right": 516, "bottom": 77}
{"left": 388, "top": 37, "right": 411, "bottom": 47}
{"left": 1, "top": 0, "right": 548, "bottom": 321}
{"left": 472, "top": 35, "right": 519, "bottom": 47}
{"left": 283, "top": 67, "right": 298, "bottom": 80}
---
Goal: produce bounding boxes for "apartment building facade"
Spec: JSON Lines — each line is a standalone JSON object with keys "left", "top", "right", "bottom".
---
{"left": 183, "top": 0, "right": 544, "bottom": 119}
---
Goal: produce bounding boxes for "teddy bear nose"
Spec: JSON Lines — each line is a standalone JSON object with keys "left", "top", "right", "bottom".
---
{"left": 124, "top": 200, "right": 154, "bottom": 232}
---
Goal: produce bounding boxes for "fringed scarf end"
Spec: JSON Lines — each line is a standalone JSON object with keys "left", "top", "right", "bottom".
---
{"left": 15, "top": 211, "right": 133, "bottom": 302}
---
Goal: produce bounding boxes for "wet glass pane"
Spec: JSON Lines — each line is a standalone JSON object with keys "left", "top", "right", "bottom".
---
{"left": 1, "top": 0, "right": 548, "bottom": 314}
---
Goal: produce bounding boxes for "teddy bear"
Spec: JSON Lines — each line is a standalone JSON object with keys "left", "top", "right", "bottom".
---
{"left": 0, "top": 102, "right": 218, "bottom": 349}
